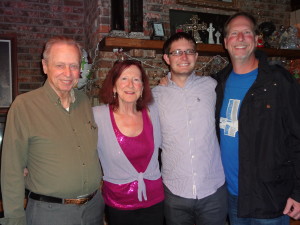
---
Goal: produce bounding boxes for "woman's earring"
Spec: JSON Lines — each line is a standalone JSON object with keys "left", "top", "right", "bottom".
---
{"left": 113, "top": 92, "right": 116, "bottom": 99}
{"left": 140, "top": 88, "right": 143, "bottom": 99}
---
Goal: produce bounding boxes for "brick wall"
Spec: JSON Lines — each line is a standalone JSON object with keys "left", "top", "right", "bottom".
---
{"left": 86, "top": 0, "right": 292, "bottom": 99}
{"left": 0, "top": 0, "right": 293, "bottom": 96}
{"left": 88, "top": 0, "right": 291, "bottom": 45}
{"left": 0, "top": 0, "right": 85, "bottom": 94}
{"left": 84, "top": 0, "right": 101, "bottom": 52}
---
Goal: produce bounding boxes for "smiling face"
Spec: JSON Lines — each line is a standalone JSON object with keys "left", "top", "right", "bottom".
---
{"left": 224, "top": 15, "right": 258, "bottom": 63}
{"left": 42, "top": 43, "right": 80, "bottom": 97}
{"left": 163, "top": 38, "right": 198, "bottom": 78}
{"left": 113, "top": 65, "right": 143, "bottom": 107}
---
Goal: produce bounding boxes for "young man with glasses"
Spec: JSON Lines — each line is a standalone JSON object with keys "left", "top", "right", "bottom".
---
{"left": 152, "top": 32, "right": 227, "bottom": 225}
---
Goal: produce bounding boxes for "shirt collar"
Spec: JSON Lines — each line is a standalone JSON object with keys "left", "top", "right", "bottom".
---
{"left": 167, "top": 71, "right": 197, "bottom": 88}
{"left": 43, "top": 79, "right": 76, "bottom": 105}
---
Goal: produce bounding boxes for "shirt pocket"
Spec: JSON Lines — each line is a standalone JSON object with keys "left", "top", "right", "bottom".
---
{"left": 83, "top": 120, "right": 98, "bottom": 151}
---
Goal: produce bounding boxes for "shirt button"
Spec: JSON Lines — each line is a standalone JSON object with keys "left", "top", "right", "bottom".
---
{"left": 192, "top": 155, "right": 195, "bottom": 159}
{"left": 82, "top": 163, "right": 86, "bottom": 166}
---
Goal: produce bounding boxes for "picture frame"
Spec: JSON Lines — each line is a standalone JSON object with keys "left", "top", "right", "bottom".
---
{"left": 0, "top": 116, "right": 5, "bottom": 148}
{"left": 151, "top": 22, "right": 165, "bottom": 40}
{"left": 176, "top": 0, "right": 237, "bottom": 10}
{"left": 0, "top": 115, "right": 5, "bottom": 217}
{"left": 0, "top": 34, "right": 18, "bottom": 115}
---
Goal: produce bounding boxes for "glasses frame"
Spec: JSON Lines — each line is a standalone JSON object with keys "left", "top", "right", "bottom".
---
{"left": 168, "top": 49, "right": 197, "bottom": 56}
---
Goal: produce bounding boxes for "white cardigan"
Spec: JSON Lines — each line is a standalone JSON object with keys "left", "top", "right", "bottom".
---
{"left": 93, "top": 103, "right": 162, "bottom": 201}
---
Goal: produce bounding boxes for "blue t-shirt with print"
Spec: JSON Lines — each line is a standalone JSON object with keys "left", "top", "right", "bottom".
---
{"left": 220, "top": 69, "right": 258, "bottom": 196}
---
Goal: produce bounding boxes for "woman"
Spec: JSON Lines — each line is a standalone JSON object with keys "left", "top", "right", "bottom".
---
{"left": 93, "top": 60, "right": 164, "bottom": 225}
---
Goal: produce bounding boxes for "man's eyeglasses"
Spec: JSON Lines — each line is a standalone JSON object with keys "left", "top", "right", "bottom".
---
{"left": 168, "top": 49, "right": 197, "bottom": 56}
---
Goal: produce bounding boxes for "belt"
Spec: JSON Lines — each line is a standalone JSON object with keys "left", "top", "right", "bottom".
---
{"left": 29, "top": 190, "right": 97, "bottom": 205}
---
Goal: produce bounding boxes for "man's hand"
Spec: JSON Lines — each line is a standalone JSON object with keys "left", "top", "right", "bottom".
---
{"left": 158, "top": 76, "right": 168, "bottom": 86}
{"left": 24, "top": 168, "right": 28, "bottom": 176}
{"left": 283, "top": 197, "right": 300, "bottom": 220}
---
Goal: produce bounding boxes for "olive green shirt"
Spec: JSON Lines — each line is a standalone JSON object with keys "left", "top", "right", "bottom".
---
{"left": 1, "top": 80, "right": 102, "bottom": 225}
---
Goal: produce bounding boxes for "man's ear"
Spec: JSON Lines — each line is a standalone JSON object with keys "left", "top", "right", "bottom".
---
{"left": 163, "top": 54, "right": 170, "bottom": 65}
{"left": 42, "top": 59, "right": 48, "bottom": 74}
{"left": 224, "top": 38, "right": 228, "bottom": 50}
{"left": 254, "top": 34, "right": 258, "bottom": 46}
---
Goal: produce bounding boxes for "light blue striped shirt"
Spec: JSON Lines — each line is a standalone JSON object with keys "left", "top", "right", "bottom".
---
{"left": 152, "top": 72, "right": 225, "bottom": 199}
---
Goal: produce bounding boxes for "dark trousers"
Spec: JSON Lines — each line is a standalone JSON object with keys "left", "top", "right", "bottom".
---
{"left": 106, "top": 201, "right": 164, "bottom": 225}
{"left": 26, "top": 190, "right": 105, "bottom": 225}
{"left": 164, "top": 183, "right": 228, "bottom": 225}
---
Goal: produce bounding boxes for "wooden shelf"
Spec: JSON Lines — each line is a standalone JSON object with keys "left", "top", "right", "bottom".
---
{"left": 259, "top": 47, "right": 300, "bottom": 58}
{"left": 99, "top": 37, "right": 300, "bottom": 59}
{"left": 99, "top": 37, "right": 164, "bottom": 52}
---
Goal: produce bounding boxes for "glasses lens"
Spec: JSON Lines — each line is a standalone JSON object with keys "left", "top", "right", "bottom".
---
{"left": 169, "top": 50, "right": 182, "bottom": 56}
{"left": 186, "top": 49, "right": 196, "bottom": 55}
{"left": 169, "top": 49, "right": 196, "bottom": 56}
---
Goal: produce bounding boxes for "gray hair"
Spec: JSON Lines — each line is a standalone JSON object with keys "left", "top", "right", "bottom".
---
{"left": 43, "top": 36, "right": 82, "bottom": 61}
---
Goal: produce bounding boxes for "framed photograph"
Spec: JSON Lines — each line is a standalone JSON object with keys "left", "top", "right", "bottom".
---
{"left": 0, "top": 34, "right": 18, "bottom": 115}
{"left": 0, "top": 116, "right": 5, "bottom": 215}
{"left": 176, "top": 0, "right": 237, "bottom": 10}
{"left": 152, "top": 22, "right": 165, "bottom": 40}
{"left": 0, "top": 116, "right": 5, "bottom": 148}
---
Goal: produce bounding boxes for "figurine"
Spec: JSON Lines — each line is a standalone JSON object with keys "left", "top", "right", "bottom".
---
{"left": 207, "top": 23, "right": 215, "bottom": 44}
{"left": 258, "top": 21, "right": 276, "bottom": 48}
{"left": 215, "top": 31, "right": 221, "bottom": 44}
{"left": 285, "top": 26, "right": 299, "bottom": 49}
{"left": 257, "top": 33, "right": 264, "bottom": 48}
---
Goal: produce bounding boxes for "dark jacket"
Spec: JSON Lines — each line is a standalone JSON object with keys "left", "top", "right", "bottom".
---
{"left": 214, "top": 50, "right": 300, "bottom": 218}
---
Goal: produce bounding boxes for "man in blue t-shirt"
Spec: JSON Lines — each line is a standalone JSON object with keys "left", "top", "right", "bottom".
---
{"left": 215, "top": 12, "right": 300, "bottom": 225}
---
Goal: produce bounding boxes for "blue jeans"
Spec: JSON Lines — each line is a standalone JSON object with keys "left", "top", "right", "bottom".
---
{"left": 228, "top": 194, "right": 290, "bottom": 225}
{"left": 164, "top": 184, "right": 228, "bottom": 225}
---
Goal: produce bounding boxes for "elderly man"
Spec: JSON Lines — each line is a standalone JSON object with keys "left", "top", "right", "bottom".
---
{"left": 1, "top": 36, "right": 104, "bottom": 225}
{"left": 215, "top": 12, "right": 300, "bottom": 225}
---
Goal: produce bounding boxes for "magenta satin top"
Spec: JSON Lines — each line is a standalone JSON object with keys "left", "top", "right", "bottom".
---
{"left": 102, "top": 107, "right": 164, "bottom": 210}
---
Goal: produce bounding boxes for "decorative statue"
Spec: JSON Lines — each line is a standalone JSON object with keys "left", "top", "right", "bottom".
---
{"left": 284, "top": 26, "right": 299, "bottom": 49}
{"left": 77, "top": 49, "right": 92, "bottom": 89}
{"left": 258, "top": 21, "right": 276, "bottom": 48}
{"left": 215, "top": 31, "right": 221, "bottom": 44}
{"left": 257, "top": 33, "right": 264, "bottom": 48}
{"left": 207, "top": 23, "right": 215, "bottom": 44}
{"left": 182, "top": 15, "right": 207, "bottom": 43}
